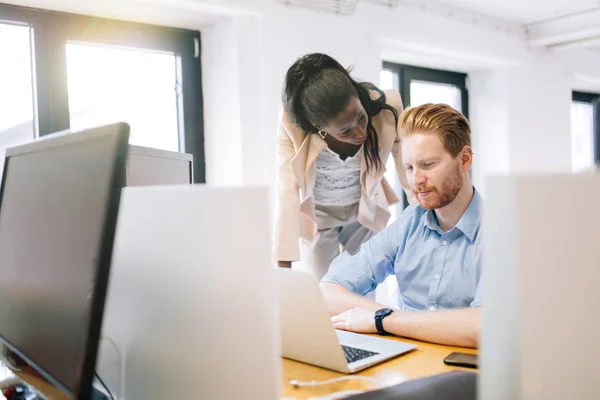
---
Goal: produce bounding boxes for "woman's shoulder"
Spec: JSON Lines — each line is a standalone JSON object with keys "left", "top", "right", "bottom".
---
{"left": 278, "top": 107, "right": 308, "bottom": 142}
{"left": 368, "top": 88, "right": 403, "bottom": 132}
{"left": 382, "top": 89, "right": 403, "bottom": 112}
{"left": 278, "top": 107, "right": 294, "bottom": 128}
{"left": 362, "top": 80, "right": 401, "bottom": 104}
{"left": 367, "top": 87, "right": 402, "bottom": 112}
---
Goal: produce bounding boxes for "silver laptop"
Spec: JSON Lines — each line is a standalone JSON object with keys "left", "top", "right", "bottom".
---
{"left": 277, "top": 269, "right": 416, "bottom": 373}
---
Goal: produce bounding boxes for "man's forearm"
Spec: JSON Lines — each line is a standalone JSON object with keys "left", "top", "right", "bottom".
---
{"left": 320, "top": 282, "right": 386, "bottom": 315}
{"left": 384, "top": 307, "right": 480, "bottom": 348}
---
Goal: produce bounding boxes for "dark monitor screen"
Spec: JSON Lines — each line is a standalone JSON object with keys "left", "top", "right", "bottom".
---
{"left": 0, "top": 123, "right": 129, "bottom": 398}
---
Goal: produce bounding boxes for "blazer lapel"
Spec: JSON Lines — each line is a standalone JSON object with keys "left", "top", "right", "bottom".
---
{"left": 290, "top": 135, "right": 310, "bottom": 199}
{"left": 363, "top": 115, "right": 394, "bottom": 197}
{"left": 303, "top": 135, "right": 327, "bottom": 200}
{"left": 290, "top": 134, "right": 326, "bottom": 201}
{"left": 305, "top": 134, "right": 327, "bottom": 175}
{"left": 362, "top": 148, "right": 387, "bottom": 197}
{"left": 292, "top": 132, "right": 390, "bottom": 203}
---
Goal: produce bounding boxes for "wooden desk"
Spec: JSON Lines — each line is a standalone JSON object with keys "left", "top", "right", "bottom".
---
{"left": 11, "top": 367, "right": 67, "bottom": 399}
{"left": 7, "top": 338, "right": 476, "bottom": 399}
{"left": 281, "top": 337, "right": 476, "bottom": 399}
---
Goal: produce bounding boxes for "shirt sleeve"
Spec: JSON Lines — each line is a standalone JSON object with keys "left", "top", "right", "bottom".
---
{"left": 470, "top": 273, "right": 483, "bottom": 307}
{"left": 321, "top": 207, "right": 416, "bottom": 295}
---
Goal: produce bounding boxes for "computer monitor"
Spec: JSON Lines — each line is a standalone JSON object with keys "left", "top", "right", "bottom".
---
{"left": 125, "top": 145, "right": 193, "bottom": 186}
{"left": 98, "top": 185, "right": 279, "bottom": 399}
{"left": 0, "top": 123, "right": 129, "bottom": 399}
{"left": 480, "top": 173, "right": 600, "bottom": 400}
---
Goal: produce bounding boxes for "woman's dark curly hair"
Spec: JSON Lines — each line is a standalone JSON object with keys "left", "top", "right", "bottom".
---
{"left": 282, "top": 53, "right": 399, "bottom": 172}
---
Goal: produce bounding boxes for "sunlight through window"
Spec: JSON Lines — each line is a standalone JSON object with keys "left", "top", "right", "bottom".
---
{"left": 0, "top": 23, "right": 36, "bottom": 177}
{"left": 66, "top": 43, "right": 181, "bottom": 152}
{"left": 571, "top": 101, "right": 595, "bottom": 172}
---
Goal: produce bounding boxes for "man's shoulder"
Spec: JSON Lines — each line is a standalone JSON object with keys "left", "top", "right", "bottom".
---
{"left": 401, "top": 204, "right": 427, "bottom": 219}
{"left": 393, "top": 204, "right": 428, "bottom": 232}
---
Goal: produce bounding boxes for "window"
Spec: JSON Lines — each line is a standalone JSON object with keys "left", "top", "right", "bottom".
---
{"left": 382, "top": 63, "right": 468, "bottom": 115}
{"left": 571, "top": 91, "right": 599, "bottom": 172}
{"left": 66, "top": 43, "right": 181, "bottom": 152}
{"left": 410, "top": 80, "right": 462, "bottom": 110}
{"left": 0, "top": 22, "right": 36, "bottom": 177}
{"left": 0, "top": 4, "right": 205, "bottom": 182}
{"left": 380, "top": 63, "right": 469, "bottom": 219}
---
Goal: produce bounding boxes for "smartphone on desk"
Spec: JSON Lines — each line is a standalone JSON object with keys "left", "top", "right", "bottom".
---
{"left": 443, "top": 352, "right": 478, "bottom": 369}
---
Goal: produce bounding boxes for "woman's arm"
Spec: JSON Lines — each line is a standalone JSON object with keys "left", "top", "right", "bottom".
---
{"left": 274, "top": 111, "right": 301, "bottom": 264}
{"left": 388, "top": 91, "right": 417, "bottom": 205}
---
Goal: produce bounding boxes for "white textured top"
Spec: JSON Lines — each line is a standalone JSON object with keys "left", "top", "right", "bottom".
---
{"left": 313, "top": 146, "right": 362, "bottom": 206}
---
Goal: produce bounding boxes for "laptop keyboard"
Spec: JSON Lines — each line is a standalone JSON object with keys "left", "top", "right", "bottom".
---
{"left": 341, "top": 345, "right": 379, "bottom": 364}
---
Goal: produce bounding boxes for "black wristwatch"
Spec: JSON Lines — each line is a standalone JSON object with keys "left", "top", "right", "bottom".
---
{"left": 374, "top": 308, "right": 394, "bottom": 335}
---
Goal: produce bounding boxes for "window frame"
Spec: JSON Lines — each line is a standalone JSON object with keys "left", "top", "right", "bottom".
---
{"left": 573, "top": 91, "right": 600, "bottom": 165}
{"left": 0, "top": 3, "right": 205, "bottom": 182}
{"left": 382, "top": 62, "right": 469, "bottom": 118}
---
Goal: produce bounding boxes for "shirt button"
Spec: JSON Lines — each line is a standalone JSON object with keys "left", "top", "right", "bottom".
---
{"left": 442, "top": 240, "right": 448, "bottom": 246}
{"left": 434, "top": 274, "right": 441, "bottom": 279}
{"left": 429, "top": 306, "right": 436, "bottom": 311}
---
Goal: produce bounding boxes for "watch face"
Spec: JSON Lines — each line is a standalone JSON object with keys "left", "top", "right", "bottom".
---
{"left": 375, "top": 308, "right": 393, "bottom": 318}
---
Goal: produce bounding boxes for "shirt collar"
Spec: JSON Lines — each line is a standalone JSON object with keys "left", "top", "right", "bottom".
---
{"left": 423, "top": 208, "right": 441, "bottom": 234}
{"left": 454, "top": 188, "right": 483, "bottom": 242}
{"left": 422, "top": 187, "right": 483, "bottom": 242}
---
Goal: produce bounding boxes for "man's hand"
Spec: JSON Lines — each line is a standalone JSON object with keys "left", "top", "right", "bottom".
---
{"left": 331, "top": 307, "right": 377, "bottom": 334}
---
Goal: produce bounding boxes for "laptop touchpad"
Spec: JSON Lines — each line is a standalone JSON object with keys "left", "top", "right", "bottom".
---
{"left": 336, "top": 330, "right": 374, "bottom": 347}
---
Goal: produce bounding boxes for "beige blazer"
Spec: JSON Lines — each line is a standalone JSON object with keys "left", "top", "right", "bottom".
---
{"left": 274, "top": 89, "right": 411, "bottom": 262}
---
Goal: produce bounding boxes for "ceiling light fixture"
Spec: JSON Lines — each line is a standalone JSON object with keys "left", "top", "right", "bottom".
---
{"left": 276, "top": 0, "right": 397, "bottom": 16}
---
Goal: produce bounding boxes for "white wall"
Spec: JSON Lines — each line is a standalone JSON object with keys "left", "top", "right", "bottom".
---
{"left": 469, "top": 70, "right": 512, "bottom": 192}
{"left": 202, "top": 18, "right": 244, "bottom": 185}
{"left": 505, "top": 54, "right": 572, "bottom": 174}
{"left": 469, "top": 56, "right": 573, "bottom": 191}
{"left": 4, "top": 0, "right": 600, "bottom": 196}
{"left": 201, "top": 13, "right": 267, "bottom": 186}
{"left": 198, "top": 0, "right": 600, "bottom": 200}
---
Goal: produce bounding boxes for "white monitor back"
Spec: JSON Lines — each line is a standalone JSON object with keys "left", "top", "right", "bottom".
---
{"left": 126, "top": 145, "right": 193, "bottom": 186}
{"left": 480, "top": 173, "right": 600, "bottom": 400}
{"left": 98, "top": 185, "right": 279, "bottom": 399}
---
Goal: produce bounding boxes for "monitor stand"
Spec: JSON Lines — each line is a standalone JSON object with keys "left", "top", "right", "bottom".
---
{"left": 90, "top": 385, "right": 111, "bottom": 400}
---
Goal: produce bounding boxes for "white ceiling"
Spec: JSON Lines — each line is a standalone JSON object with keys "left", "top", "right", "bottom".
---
{"left": 4, "top": 0, "right": 227, "bottom": 29}
{"left": 402, "top": 0, "right": 600, "bottom": 52}
{"left": 420, "top": 0, "right": 600, "bottom": 24}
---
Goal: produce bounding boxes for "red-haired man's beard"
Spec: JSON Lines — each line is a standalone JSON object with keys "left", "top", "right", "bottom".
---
{"left": 412, "top": 164, "right": 463, "bottom": 210}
